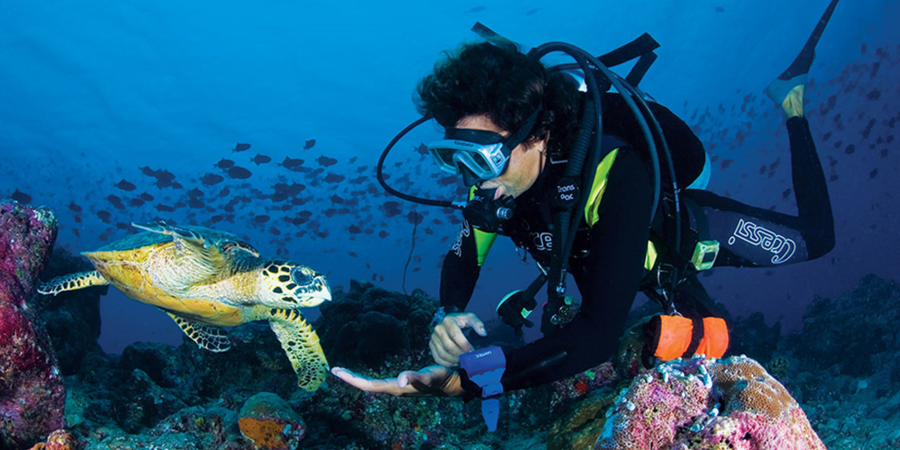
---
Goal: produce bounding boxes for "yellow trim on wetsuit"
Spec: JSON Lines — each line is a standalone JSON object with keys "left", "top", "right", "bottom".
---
{"left": 469, "top": 186, "right": 498, "bottom": 267}
{"left": 583, "top": 149, "right": 658, "bottom": 271}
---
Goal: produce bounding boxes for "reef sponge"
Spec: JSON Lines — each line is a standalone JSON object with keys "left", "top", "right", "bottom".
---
{"left": 26, "top": 429, "right": 78, "bottom": 450}
{"left": 238, "top": 392, "right": 306, "bottom": 449}
{"left": 595, "top": 355, "right": 826, "bottom": 450}
{"left": 0, "top": 200, "right": 66, "bottom": 449}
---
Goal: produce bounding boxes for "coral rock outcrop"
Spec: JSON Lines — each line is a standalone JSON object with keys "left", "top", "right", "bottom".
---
{"left": 596, "top": 355, "right": 826, "bottom": 450}
{"left": 0, "top": 200, "right": 66, "bottom": 449}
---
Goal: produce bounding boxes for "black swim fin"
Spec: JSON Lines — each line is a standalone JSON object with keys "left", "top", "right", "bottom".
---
{"left": 766, "top": 0, "right": 841, "bottom": 104}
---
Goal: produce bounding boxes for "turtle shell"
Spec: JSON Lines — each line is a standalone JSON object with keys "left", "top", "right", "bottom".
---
{"left": 82, "top": 226, "right": 254, "bottom": 326}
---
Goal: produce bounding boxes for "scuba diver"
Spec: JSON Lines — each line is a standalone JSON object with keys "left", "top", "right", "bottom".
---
{"left": 332, "top": 0, "right": 838, "bottom": 429}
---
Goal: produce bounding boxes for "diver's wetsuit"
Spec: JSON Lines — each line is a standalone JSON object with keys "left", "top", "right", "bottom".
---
{"left": 440, "top": 104, "right": 834, "bottom": 391}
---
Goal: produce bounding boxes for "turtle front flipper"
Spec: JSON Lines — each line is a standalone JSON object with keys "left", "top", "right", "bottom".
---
{"left": 165, "top": 312, "right": 231, "bottom": 352}
{"left": 133, "top": 221, "right": 227, "bottom": 291}
{"left": 265, "top": 308, "right": 328, "bottom": 391}
{"left": 38, "top": 271, "right": 109, "bottom": 296}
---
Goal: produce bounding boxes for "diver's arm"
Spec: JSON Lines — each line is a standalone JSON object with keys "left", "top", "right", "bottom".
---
{"left": 439, "top": 220, "right": 483, "bottom": 311}
{"left": 498, "top": 149, "right": 654, "bottom": 390}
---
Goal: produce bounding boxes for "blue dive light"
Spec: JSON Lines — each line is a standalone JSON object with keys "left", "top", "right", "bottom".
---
{"left": 459, "top": 346, "right": 506, "bottom": 432}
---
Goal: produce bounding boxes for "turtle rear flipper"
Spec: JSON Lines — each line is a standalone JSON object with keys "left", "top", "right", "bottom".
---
{"left": 133, "top": 221, "right": 227, "bottom": 290}
{"left": 265, "top": 308, "right": 328, "bottom": 391}
{"left": 38, "top": 271, "right": 109, "bottom": 296}
{"left": 166, "top": 312, "right": 231, "bottom": 352}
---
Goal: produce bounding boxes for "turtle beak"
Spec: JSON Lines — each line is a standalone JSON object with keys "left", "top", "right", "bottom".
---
{"left": 294, "top": 273, "right": 330, "bottom": 307}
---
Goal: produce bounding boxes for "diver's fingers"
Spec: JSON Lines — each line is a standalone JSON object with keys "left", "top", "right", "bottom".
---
{"left": 434, "top": 319, "right": 472, "bottom": 355}
{"left": 331, "top": 367, "right": 414, "bottom": 396}
{"left": 430, "top": 337, "right": 458, "bottom": 367}
{"left": 454, "top": 313, "right": 487, "bottom": 336}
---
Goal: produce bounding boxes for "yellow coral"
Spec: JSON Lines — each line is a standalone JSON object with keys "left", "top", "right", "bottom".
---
{"left": 711, "top": 357, "right": 797, "bottom": 419}
{"left": 239, "top": 417, "right": 288, "bottom": 450}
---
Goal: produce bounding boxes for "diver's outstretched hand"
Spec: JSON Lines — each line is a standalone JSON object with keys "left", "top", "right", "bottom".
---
{"left": 430, "top": 312, "right": 487, "bottom": 367}
{"left": 331, "top": 365, "right": 464, "bottom": 397}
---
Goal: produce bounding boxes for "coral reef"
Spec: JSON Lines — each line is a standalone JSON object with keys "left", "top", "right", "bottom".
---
{"left": 238, "top": 392, "right": 306, "bottom": 449}
{"left": 0, "top": 200, "right": 66, "bottom": 449}
{"left": 794, "top": 274, "right": 899, "bottom": 377}
{"left": 596, "top": 355, "right": 826, "bottom": 450}
{"left": 315, "top": 280, "right": 438, "bottom": 369}
{"left": 26, "top": 429, "right": 78, "bottom": 450}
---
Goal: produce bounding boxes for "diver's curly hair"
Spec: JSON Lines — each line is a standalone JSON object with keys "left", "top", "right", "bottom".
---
{"left": 415, "top": 41, "right": 582, "bottom": 156}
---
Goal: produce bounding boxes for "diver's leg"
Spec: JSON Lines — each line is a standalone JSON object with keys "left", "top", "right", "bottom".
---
{"left": 683, "top": 104, "right": 834, "bottom": 268}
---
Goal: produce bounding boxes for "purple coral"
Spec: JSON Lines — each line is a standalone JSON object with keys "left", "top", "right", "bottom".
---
{"left": 0, "top": 200, "right": 66, "bottom": 448}
{"left": 596, "top": 355, "right": 826, "bottom": 450}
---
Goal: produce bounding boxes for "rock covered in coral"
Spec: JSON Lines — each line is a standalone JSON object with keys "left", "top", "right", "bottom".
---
{"left": 238, "top": 392, "right": 306, "bottom": 449}
{"left": 25, "top": 429, "right": 78, "bottom": 450}
{"left": 595, "top": 355, "right": 825, "bottom": 450}
{"left": 796, "top": 274, "right": 899, "bottom": 377}
{"left": 547, "top": 385, "right": 621, "bottom": 450}
{"left": 0, "top": 200, "right": 66, "bottom": 449}
{"left": 315, "top": 279, "right": 438, "bottom": 370}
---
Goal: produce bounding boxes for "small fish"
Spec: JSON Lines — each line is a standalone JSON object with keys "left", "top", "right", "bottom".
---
{"left": 253, "top": 215, "right": 270, "bottom": 224}
{"left": 525, "top": 8, "right": 540, "bottom": 15}
{"left": 316, "top": 156, "right": 338, "bottom": 167}
{"left": 139, "top": 192, "right": 155, "bottom": 202}
{"left": 324, "top": 173, "right": 345, "bottom": 183}
{"left": 715, "top": 6, "right": 725, "bottom": 12}
{"left": 465, "top": 5, "right": 486, "bottom": 13}
{"left": 233, "top": 142, "right": 251, "bottom": 152}
{"left": 251, "top": 154, "right": 272, "bottom": 165}
{"left": 303, "top": 139, "right": 316, "bottom": 150}
{"left": 156, "top": 204, "right": 175, "bottom": 212}
{"left": 187, "top": 188, "right": 204, "bottom": 198}
{"left": 107, "top": 195, "right": 125, "bottom": 210}
{"left": 215, "top": 158, "right": 235, "bottom": 169}
{"left": 68, "top": 201, "right": 83, "bottom": 212}
{"left": 227, "top": 166, "right": 253, "bottom": 179}
{"left": 97, "top": 210, "right": 112, "bottom": 220}
{"left": 129, "top": 198, "right": 145, "bottom": 207}
{"left": 201, "top": 173, "right": 224, "bottom": 186}
{"left": 115, "top": 179, "right": 137, "bottom": 192}
{"left": 140, "top": 166, "right": 156, "bottom": 177}
{"left": 349, "top": 225, "right": 362, "bottom": 234}
{"left": 349, "top": 156, "right": 358, "bottom": 164}
{"left": 415, "top": 143, "right": 428, "bottom": 155}
{"left": 280, "top": 156, "right": 305, "bottom": 170}
{"left": 10, "top": 189, "right": 32, "bottom": 204}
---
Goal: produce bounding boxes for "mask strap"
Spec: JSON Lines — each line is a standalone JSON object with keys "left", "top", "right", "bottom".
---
{"left": 501, "top": 104, "right": 544, "bottom": 157}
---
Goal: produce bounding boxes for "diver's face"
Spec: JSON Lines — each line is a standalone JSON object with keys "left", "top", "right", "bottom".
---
{"left": 455, "top": 114, "right": 546, "bottom": 199}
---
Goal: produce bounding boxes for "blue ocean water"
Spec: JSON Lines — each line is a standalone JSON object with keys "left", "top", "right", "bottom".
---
{"left": 0, "top": 0, "right": 897, "bottom": 362}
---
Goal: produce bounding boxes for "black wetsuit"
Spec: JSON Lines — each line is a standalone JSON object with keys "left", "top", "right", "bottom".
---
{"left": 441, "top": 98, "right": 835, "bottom": 391}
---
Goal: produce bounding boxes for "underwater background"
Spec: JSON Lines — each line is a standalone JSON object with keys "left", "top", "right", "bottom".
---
{"left": 1, "top": 0, "right": 899, "bottom": 449}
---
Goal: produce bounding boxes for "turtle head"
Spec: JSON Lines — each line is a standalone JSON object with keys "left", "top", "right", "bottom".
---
{"left": 260, "top": 260, "right": 331, "bottom": 307}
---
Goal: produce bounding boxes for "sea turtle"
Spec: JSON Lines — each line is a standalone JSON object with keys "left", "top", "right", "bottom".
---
{"left": 38, "top": 221, "right": 331, "bottom": 391}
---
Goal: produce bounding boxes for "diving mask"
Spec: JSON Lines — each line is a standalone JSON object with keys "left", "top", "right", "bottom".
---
{"left": 428, "top": 128, "right": 510, "bottom": 186}
{"left": 427, "top": 105, "right": 543, "bottom": 187}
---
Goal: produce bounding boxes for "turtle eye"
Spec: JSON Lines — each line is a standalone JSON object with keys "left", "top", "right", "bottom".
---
{"left": 290, "top": 267, "right": 315, "bottom": 286}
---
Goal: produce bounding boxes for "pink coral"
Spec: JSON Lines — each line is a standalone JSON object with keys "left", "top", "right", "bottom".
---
{"left": 0, "top": 201, "right": 66, "bottom": 449}
{"left": 595, "top": 355, "right": 826, "bottom": 450}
